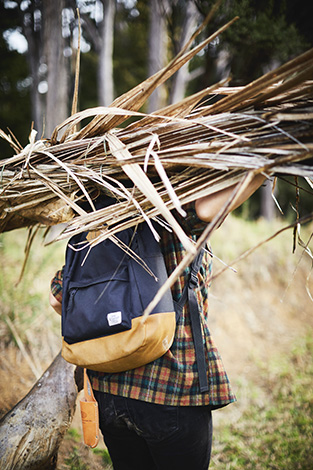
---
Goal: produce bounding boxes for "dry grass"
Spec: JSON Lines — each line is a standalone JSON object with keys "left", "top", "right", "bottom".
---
{"left": 1, "top": 216, "right": 312, "bottom": 469}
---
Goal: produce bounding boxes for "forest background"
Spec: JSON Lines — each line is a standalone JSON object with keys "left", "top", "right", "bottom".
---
{"left": 0, "top": 1, "right": 313, "bottom": 469}
{"left": 1, "top": 0, "right": 313, "bottom": 218}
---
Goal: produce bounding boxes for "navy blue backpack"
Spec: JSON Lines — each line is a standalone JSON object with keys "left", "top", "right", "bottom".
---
{"left": 61, "top": 215, "right": 209, "bottom": 392}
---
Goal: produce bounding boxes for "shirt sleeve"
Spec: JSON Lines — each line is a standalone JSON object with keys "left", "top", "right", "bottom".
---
{"left": 50, "top": 267, "right": 64, "bottom": 304}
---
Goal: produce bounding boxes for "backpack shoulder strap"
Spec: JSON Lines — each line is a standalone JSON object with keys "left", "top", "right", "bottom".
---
{"left": 175, "top": 248, "right": 209, "bottom": 393}
{"left": 174, "top": 247, "right": 204, "bottom": 315}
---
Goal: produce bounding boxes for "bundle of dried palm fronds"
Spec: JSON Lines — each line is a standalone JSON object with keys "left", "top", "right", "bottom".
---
{"left": 1, "top": 20, "right": 313, "bottom": 258}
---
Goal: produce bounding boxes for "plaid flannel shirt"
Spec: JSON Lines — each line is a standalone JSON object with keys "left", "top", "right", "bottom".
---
{"left": 51, "top": 203, "right": 236, "bottom": 408}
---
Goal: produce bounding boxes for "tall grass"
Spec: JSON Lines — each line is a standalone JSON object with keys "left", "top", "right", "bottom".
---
{"left": 0, "top": 216, "right": 312, "bottom": 469}
{"left": 211, "top": 335, "right": 313, "bottom": 470}
{"left": 0, "top": 228, "right": 66, "bottom": 383}
{"left": 209, "top": 214, "right": 313, "bottom": 470}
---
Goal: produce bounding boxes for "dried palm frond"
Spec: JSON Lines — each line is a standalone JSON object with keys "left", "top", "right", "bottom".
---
{"left": 1, "top": 25, "right": 313, "bottom": 258}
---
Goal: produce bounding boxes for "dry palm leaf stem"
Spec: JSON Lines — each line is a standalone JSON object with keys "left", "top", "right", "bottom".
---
{"left": 1, "top": 100, "right": 312, "bottom": 238}
{"left": 0, "top": 33, "right": 312, "bottom": 268}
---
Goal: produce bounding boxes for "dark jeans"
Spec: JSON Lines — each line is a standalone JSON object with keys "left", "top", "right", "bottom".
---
{"left": 94, "top": 391, "right": 213, "bottom": 470}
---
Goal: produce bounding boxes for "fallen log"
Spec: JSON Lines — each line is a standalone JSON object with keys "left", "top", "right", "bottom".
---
{"left": 0, "top": 352, "right": 78, "bottom": 470}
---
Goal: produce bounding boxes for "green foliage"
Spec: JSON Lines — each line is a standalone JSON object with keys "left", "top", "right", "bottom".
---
{"left": 283, "top": 0, "right": 313, "bottom": 45}
{"left": 211, "top": 335, "right": 313, "bottom": 470}
{"left": 93, "top": 447, "right": 113, "bottom": 466}
{"left": 64, "top": 448, "right": 89, "bottom": 470}
{"left": 193, "top": 0, "right": 312, "bottom": 88}
{"left": 113, "top": 0, "right": 149, "bottom": 100}
{"left": 221, "top": 0, "right": 307, "bottom": 85}
{"left": 79, "top": 51, "right": 99, "bottom": 111}
{"left": 62, "top": 445, "right": 112, "bottom": 470}
{"left": 66, "top": 428, "right": 82, "bottom": 443}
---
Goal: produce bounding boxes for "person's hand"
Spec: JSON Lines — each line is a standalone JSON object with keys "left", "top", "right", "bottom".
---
{"left": 49, "top": 291, "right": 62, "bottom": 315}
{"left": 195, "top": 174, "right": 266, "bottom": 222}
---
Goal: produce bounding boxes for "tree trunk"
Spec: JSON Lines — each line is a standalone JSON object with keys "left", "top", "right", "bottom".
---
{"left": 19, "top": 1, "right": 45, "bottom": 137}
{"left": 169, "top": 0, "right": 200, "bottom": 104}
{"left": 147, "top": 0, "right": 169, "bottom": 112}
{"left": 97, "top": 0, "right": 116, "bottom": 105}
{"left": 0, "top": 353, "right": 77, "bottom": 470}
{"left": 260, "top": 179, "right": 276, "bottom": 220}
{"left": 42, "top": 0, "right": 70, "bottom": 137}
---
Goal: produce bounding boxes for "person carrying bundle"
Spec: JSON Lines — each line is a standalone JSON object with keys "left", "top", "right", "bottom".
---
{"left": 50, "top": 175, "right": 265, "bottom": 470}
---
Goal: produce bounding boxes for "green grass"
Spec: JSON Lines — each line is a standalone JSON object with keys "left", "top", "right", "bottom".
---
{"left": 61, "top": 336, "right": 313, "bottom": 470}
{"left": 0, "top": 220, "right": 311, "bottom": 469}
{"left": 92, "top": 448, "right": 112, "bottom": 467}
{"left": 63, "top": 447, "right": 112, "bottom": 470}
{"left": 66, "top": 428, "right": 82, "bottom": 443}
{"left": 210, "top": 214, "right": 306, "bottom": 267}
{"left": 64, "top": 448, "right": 89, "bottom": 470}
{"left": 0, "top": 228, "right": 66, "bottom": 352}
{"left": 211, "top": 335, "right": 313, "bottom": 470}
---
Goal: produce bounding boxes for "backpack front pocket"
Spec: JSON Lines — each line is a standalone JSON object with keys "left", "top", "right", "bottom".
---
{"left": 63, "top": 266, "right": 132, "bottom": 344}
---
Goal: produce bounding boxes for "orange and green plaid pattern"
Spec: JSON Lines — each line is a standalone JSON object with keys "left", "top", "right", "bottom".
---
{"left": 88, "top": 204, "right": 236, "bottom": 408}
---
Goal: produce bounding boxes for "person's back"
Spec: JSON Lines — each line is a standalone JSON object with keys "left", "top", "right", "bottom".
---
{"left": 50, "top": 174, "right": 266, "bottom": 469}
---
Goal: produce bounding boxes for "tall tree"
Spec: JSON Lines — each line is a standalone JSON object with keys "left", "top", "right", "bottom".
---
{"left": 168, "top": 0, "right": 200, "bottom": 104}
{"left": 20, "top": 0, "right": 44, "bottom": 137}
{"left": 147, "top": 0, "right": 169, "bottom": 112}
{"left": 98, "top": 0, "right": 115, "bottom": 105}
{"left": 76, "top": 0, "right": 116, "bottom": 106}
{"left": 42, "top": 0, "right": 70, "bottom": 136}
{"left": 3, "top": 0, "right": 71, "bottom": 138}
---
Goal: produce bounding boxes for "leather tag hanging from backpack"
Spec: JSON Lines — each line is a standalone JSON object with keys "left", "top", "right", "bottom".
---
{"left": 80, "top": 369, "right": 100, "bottom": 448}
